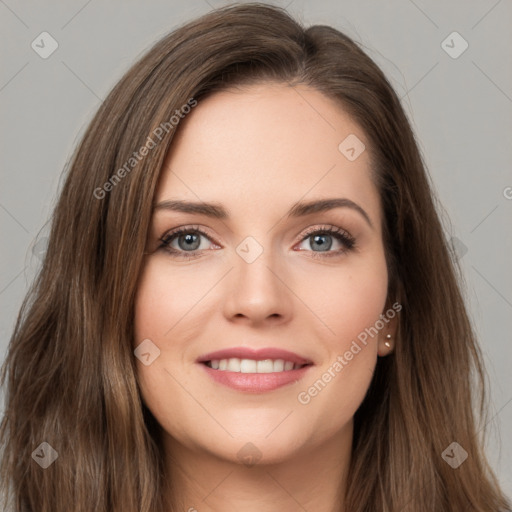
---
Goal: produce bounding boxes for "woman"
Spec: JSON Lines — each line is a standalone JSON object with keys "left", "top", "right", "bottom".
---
{"left": 1, "top": 3, "right": 510, "bottom": 511}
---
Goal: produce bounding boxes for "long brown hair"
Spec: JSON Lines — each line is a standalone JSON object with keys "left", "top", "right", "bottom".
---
{"left": 1, "top": 3, "right": 509, "bottom": 511}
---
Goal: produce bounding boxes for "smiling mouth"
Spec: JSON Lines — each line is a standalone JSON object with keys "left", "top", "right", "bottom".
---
{"left": 203, "top": 358, "right": 311, "bottom": 373}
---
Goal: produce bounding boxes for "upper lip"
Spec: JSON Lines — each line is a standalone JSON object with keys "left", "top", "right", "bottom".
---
{"left": 197, "top": 347, "right": 313, "bottom": 365}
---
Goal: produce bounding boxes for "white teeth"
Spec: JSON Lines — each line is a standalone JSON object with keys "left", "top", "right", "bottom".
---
{"left": 226, "top": 358, "right": 240, "bottom": 371}
{"left": 273, "top": 359, "right": 284, "bottom": 372}
{"left": 240, "top": 359, "right": 257, "bottom": 373}
{"left": 207, "top": 358, "right": 304, "bottom": 373}
{"left": 256, "top": 359, "right": 274, "bottom": 373}
{"left": 284, "top": 361, "right": 294, "bottom": 371}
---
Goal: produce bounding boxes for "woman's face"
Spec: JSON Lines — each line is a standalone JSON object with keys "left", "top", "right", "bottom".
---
{"left": 134, "top": 83, "right": 396, "bottom": 464}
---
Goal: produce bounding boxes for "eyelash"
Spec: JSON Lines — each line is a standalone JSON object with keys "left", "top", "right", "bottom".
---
{"left": 158, "top": 224, "right": 356, "bottom": 260}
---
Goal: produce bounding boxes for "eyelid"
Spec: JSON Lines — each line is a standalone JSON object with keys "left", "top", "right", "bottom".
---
{"left": 157, "top": 224, "right": 221, "bottom": 259}
{"left": 292, "top": 224, "right": 354, "bottom": 245}
{"left": 158, "top": 223, "right": 356, "bottom": 258}
{"left": 160, "top": 224, "right": 218, "bottom": 243}
{"left": 292, "top": 224, "right": 356, "bottom": 257}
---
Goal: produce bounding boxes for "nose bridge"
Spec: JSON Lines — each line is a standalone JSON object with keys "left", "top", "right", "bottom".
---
{"left": 222, "top": 235, "right": 292, "bottom": 323}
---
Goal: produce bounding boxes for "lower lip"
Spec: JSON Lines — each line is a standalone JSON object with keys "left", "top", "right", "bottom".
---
{"left": 199, "top": 363, "right": 312, "bottom": 392}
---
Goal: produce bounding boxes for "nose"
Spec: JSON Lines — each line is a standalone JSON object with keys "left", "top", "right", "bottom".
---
{"left": 222, "top": 247, "right": 293, "bottom": 327}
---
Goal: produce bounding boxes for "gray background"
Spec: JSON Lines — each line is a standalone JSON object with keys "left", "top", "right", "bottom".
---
{"left": 1, "top": 0, "right": 511, "bottom": 498}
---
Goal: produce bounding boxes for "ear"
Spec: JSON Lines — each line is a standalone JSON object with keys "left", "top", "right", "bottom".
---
{"left": 377, "top": 300, "right": 401, "bottom": 357}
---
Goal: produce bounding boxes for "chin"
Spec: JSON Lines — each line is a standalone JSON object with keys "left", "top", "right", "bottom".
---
{"left": 211, "top": 435, "right": 305, "bottom": 467}
{"left": 169, "top": 421, "right": 310, "bottom": 467}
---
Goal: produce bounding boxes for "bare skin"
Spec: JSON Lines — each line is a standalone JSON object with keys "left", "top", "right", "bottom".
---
{"left": 134, "top": 83, "right": 397, "bottom": 512}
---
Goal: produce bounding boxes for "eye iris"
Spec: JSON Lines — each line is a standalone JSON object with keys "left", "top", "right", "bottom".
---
{"left": 178, "top": 233, "right": 200, "bottom": 251}
{"left": 311, "top": 234, "right": 332, "bottom": 251}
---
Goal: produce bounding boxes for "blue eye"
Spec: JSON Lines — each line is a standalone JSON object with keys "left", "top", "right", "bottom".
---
{"left": 296, "top": 226, "right": 356, "bottom": 258}
{"left": 159, "top": 225, "right": 356, "bottom": 260}
{"left": 159, "top": 227, "right": 215, "bottom": 258}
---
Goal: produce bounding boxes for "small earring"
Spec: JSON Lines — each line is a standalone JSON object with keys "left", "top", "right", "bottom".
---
{"left": 384, "top": 334, "right": 392, "bottom": 349}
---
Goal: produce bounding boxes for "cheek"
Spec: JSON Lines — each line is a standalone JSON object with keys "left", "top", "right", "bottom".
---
{"left": 299, "top": 250, "right": 389, "bottom": 348}
{"left": 132, "top": 258, "right": 223, "bottom": 400}
{"left": 291, "top": 253, "right": 388, "bottom": 438}
{"left": 134, "top": 260, "right": 211, "bottom": 343}
{"left": 132, "top": 261, "right": 207, "bottom": 437}
{"left": 133, "top": 261, "right": 187, "bottom": 392}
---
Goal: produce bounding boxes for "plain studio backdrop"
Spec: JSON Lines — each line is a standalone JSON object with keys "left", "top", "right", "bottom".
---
{"left": 0, "top": 0, "right": 511, "bottom": 500}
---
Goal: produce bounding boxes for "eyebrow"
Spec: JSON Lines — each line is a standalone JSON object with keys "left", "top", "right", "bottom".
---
{"left": 153, "top": 197, "right": 373, "bottom": 228}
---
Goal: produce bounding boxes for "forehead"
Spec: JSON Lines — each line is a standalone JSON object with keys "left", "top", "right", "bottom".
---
{"left": 156, "top": 83, "right": 380, "bottom": 223}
